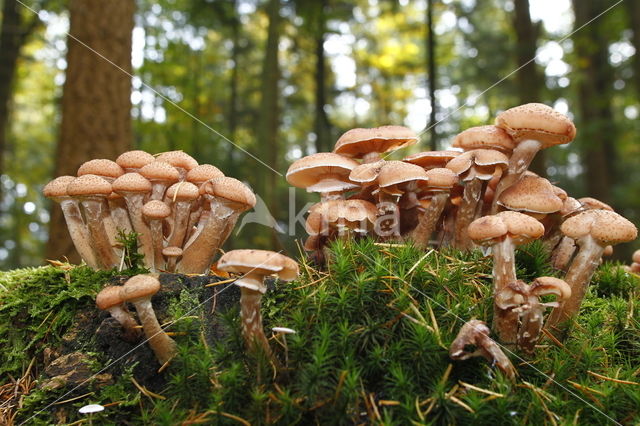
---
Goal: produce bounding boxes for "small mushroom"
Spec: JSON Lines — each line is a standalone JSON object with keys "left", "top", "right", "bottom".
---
{"left": 96, "top": 285, "right": 141, "bottom": 342}
{"left": 116, "top": 150, "right": 156, "bottom": 173}
{"left": 165, "top": 181, "right": 200, "bottom": 248}
{"left": 468, "top": 212, "right": 545, "bottom": 345}
{"left": 497, "top": 175, "right": 563, "bottom": 221}
{"left": 272, "top": 327, "right": 296, "bottom": 367}
{"left": 449, "top": 319, "right": 516, "bottom": 381}
{"left": 120, "top": 274, "right": 177, "bottom": 366}
{"left": 545, "top": 210, "right": 637, "bottom": 335}
{"left": 142, "top": 200, "right": 172, "bottom": 272}
{"left": 496, "top": 277, "right": 571, "bottom": 354}
{"left": 217, "top": 250, "right": 299, "bottom": 361}
{"left": 162, "top": 246, "right": 182, "bottom": 272}
{"left": 334, "top": 125, "right": 418, "bottom": 163}
{"left": 286, "top": 153, "right": 360, "bottom": 202}
{"left": 43, "top": 176, "right": 99, "bottom": 268}
{"left": 139, "top": 161, "right": 180, "bottom": 200}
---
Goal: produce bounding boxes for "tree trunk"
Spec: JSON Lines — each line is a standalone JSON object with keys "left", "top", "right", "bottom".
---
{"left": 513, "top": 0, "right": 546, "bottom": 176}
{"left": 46, "top": 0, "right": 135, "bottom": 262}
{"left": 571, "top": 0, "right": 616, "bottom": 205}
{"left": 257, "top": 0, "right": 282, "bottom": 247}
{"left": 426, "top": 0, "right": 438, "bottom": 150}
{"left": 314, "top": 0, "right": 332, "bottom": 153}
{"left": 627, "top": 0, "right": 640, "bottom": 99}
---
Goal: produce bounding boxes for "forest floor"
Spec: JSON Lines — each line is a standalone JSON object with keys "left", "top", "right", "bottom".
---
{"left": 0, "top": 239, "right": 639, "bottom": 425}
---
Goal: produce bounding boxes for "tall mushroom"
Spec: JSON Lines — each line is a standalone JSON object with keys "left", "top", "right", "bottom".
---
{"left": 142, "top": 200, "right": 172, "bottom": 272}
{"left": 139, "top": 161, "right": 180, "bottom": 201}
{"left": 43, "top": 176, "right": 99, "bottom": 269}
{"left": 217, "top": 250, "right": 299, "bottom": 360}
{"left": 96, "top": 285, "right": 141, "bottom": 342}
{"left": 449, "top": 319, "right": 516, "bottom": 381}
{"left": 496, "top": 175, "right": 563, "bottom": 220}
{"left": 120, "top": 274, "right": 177, "bottom": 366}
{"left": 467, "top": 211, "right": 545, "bottom": 345}
{"left": 112, "top": 173, "right": 154, "bottom": 269}
{"left": 286, "top": 153, "right": 360, "bottom": 202}
{"left": 545, "top": 210, "right": 637, "bottom": 335}
{"left": 492, "top": 103, "right": 576, "bottom": 213}
{"left": 178, "top": 177, "right": 256, "bottom": 274}
{"left": 165, "top": 181, "right": 200, "bottom": 248}
{"left": 333, "top": 125, "right": 418, "bottom": 164}
{"left": 66, "top": 175, "right": 120, "bottom": 269}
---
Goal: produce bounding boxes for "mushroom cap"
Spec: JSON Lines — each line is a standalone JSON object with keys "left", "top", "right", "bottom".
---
{"left": 497, "top": 211, "right": 545, "bottom": 244}
{"left": 453, "top": 125, "right": 515, "bottom": 153}
{"left": 186, "top": 164, "right": 225, "bottom": 185}
{"left": 378, "top": 161, "right": 429, "bottom": 189}
{"left": 633, "top": 249, "right": 640, "bottom": 264}
{"left": 306, "top": 199, "right": 378, "bottom": 235}
{"left": 497, "top": 176, "right": 563, "bottom": 214}
{"left": 139, "top": 161, "right": 181, "bottom": 183}
{"left": 334, "top": 125, "right": 418, "bottom": 158}
{"left": 561, "top": 209, "right": 637, "bottom": 245}
{"left": 200, "top": 177, "right": 256, "bottom": 211}
{"left": 120, "top": 274, "right": 161, "bottom": 302}
{"left": 286, "top": 153, "right": 360, "bottom": 193}
{"left": 78, "top": 404, "right": 105, "bottom": 414}
{"left": 403, "top": 150, "right": 461, "bottom": 169}
{"left": 142, "top": 200, "right": 172, "bottom": 219}
{"left": 530, "top": 276, "right": 571, "bottom": 300}
{"left": 43, "top": 176, "right": 76, "bottom": 199}
{"left": 77, "top": 159, "right": 124, "bottom": 180}
{"left": 156, "top": 151, "right": 199, "bottom": 171}
{"left": 561, "top": 197, "right": 582, "bottom": 217}
{"left": 66, "top": 174, "right": 112, "bottom": 197}
{"left": 96, "top": 286, "right": 124, "bottom": 310}
{"left": 446, "top": 149, "right": 508, "bottom": 181}
{"left": 578, "top": 197, "right": 614, "bottom": 212}
{"left": 166, "top": 181, "right": 200, "bottom": 201}
{"left": 449, "top": 319, "right": 491, "bottom": 359}
{"left": 112, "top": 173, "right": 153, "bottom": 194}
{"left": 217, "top": 249, "right": 299, "bottom": 281}
{"left": 467, "top": 215, "right": 509, "bottom": 244}
{"left": 116, "top": 150, "right": 155, "bottom": 170}
{"left": 495, "top": 103, "right": 576, "bottom": 146}
{"left": 272, "top": 327, "right": 296, "bottom": 334}
{"left": 349, "top": 160, "right": 386, "bottom": 186}
{"left": 424, "top": 168, "right": 458, "bottom": 190}
{"left": 162, "top": 246, "right": 183, "bottom": 257}
{"left": 551, "top": 185, "right": 567, "bottom": 201}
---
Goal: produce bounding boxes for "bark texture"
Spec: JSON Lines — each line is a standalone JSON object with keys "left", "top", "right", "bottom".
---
{"left": 46, "top": 0, "right": 134, "bottom": 261}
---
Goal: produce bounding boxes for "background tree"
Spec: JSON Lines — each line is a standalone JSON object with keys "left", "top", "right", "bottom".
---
{"left": 45, "top": 0, "right": 135, "bottom": 261}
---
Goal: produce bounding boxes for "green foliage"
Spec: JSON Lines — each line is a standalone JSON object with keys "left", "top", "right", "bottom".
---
{"left": 4, "top": 240, "right": 640, "bottom": 423}
{"left": 115, "top": 229, "right": 149, "bottom": 274}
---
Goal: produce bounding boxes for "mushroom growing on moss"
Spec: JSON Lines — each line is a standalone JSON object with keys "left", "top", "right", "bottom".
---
{"left": 449, "top": 319, "right": 516, "bottom": 381}
{"left": 120, "top": 274, "right": 177, "bottom": 366}
{"left": 96, "top": 285, "right": 141, "bottom": 342}
{"left": 217, "top": 250, "right": 299, "bottom": 361}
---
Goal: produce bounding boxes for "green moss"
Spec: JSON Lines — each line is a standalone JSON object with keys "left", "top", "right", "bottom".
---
{"left": 3, "top": 239, "right": 640, "bottom": 424}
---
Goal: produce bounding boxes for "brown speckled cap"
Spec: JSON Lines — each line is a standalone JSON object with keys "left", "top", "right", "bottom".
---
{"left": 166, "top": 181, "right": 200, "bottom": 201}
{"left": 378, "top": 161, "right": 428, "bottom": 189}
{"left": 446, "top": 149, "right": 508, "bottom": 181}
{"left": 116, "top": 150, "right": 156, "bottom": 171}
{"left": 403, "top": 150, "right": 461, "bottom": 169}
{"left": 162, "top": 246, "right": 183, "bottom": 258}
{"left": 306, "top": 199, "right": 377, "bottom": 235}
{"left": 562, "top": 209, "right": 637, "bottom": 245}
{"left": 495, "top": 103, "right": 576, "bottom": 146}
{"left": 77, "top": 159, "right": 124, "bottom": 180}
{"left": 139, "top": 161, "right": 180, "bottom": 183}
{"left": 530, "top": 277, "right": 571, "bottom": 300}
{"left": 497, "top": 211, "right": 545, "bottom": 244}
{"left": 218, "top": 249, "right": 299, "bottom": 282}
{"left": 200, "top": 177, "right": 256, "bottom": 211}
{"left": 633, "top": 250, "right": 640, "bottom": 264}
{"left": 334, "top": 125, "right": 418, "bottom": 158}
{"left": 43, "top": 176, "right": 76, "bottom": 200}
{"left": 424, "top": 168, "right": 458, "bottom": 190}
{"left": 67, "top": 174, "right": 112, "bottom": 197}
{"left": 112, "top": 173, "right": 152, "bottom": 194}
{"left": 498, "top": 176, "right": 563, "bottom": 214}
{"left": 349, "top": 160, "right": 386, "bottom": 186}
{"left": 286, "top": 153, "right": 360, "bottom": 193}
{"left": 186, "top": 164, "right": 225, "bottom": 185}
{"left": 156, "top": 151, "right": 199, "bottom": 171}
{"left": 467, "top": 215, "right": 509, "bottom": 244}
{"left": 453, "top": 125, "right": 515, "bottom": 153}
{"left": 578, "top": 197, "right": 613, "bottom": 212}
{"left": 142, "top": 200, "right": 172, "bottom": 219}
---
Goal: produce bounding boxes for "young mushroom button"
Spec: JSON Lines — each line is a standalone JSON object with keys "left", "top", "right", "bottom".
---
{"left": 217, "top": 250, "right": 299, "bottom": 360}
{"left": 96, "top": 285, "right": 141, "bottom": 342}
{"left": 120, "top": 274, "right": 177, "bottom": 366}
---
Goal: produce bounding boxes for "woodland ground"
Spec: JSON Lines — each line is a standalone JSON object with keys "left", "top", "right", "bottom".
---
{"left": 0, "top": 239, "right": 639, "bottom": 425}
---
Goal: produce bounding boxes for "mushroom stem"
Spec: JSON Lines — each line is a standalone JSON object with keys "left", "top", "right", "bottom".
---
{"left": 491, "top": 139, "right": 542, "bottom": 214}
{"left": 81, "top": 199, "right": 120, "bottom": 269}
{"left": 148, "top": 219, "right": 165, "bottom": 272}
{"left": 167, "top": 201, "right": 193, "bottom": 248}
{"left": 59, "top": 200, "right": 99, "bottom": 269}
{"left": 122, "top": 194, "right": 155, "bottom": 269}
{"left": 408, "top": 193, "right": 449, "bottom": 248}
{"left": 545, "top": 236, "right": 604, "bottom": 333}
{"left": 107, "top": 306, "right": 141, "bottom": 342}
{"left": 132, "top": 298, "right": 177, "bottom": 365}
{"left": 108, "top": 196, "right": 133, "bottom": 234}
{"left": 239, "top": 287, "right": 272, "bottom": 358}
{"left": 492, "top": 237, "right": 519, "bottom": 345}
{"left": 454, "top": 179, "right": 483, "bottom": 250}
{"left": 550, "top": 236, "right": 576, "bottom": 271}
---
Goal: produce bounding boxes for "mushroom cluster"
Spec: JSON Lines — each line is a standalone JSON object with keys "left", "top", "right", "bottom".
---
{"left": 286, "top": 103, "right": 637, "bottom": 366}
{"left": 44, "top": 150, "right": 256, "bottom": 274}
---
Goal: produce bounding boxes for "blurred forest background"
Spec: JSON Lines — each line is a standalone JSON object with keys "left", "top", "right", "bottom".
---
{"left": 0, "top": 0, "right": 638, "bottom": 269}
